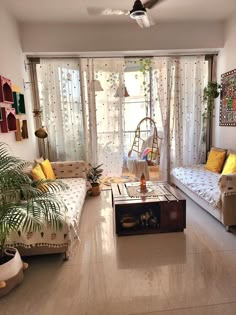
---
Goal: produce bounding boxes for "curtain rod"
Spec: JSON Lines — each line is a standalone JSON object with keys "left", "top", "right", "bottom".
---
{"left": 27, "top": 52, "right": 218, "bottom": 61}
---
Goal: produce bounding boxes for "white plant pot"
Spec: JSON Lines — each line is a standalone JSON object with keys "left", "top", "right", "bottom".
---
{"left": 0, "top": 247, "right": 24, "bottom": 298}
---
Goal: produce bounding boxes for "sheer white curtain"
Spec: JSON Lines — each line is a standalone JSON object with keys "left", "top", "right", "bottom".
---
{"left": 37, "top": 59, "right": 85, "bottom": 161}
{"left": 174, "top": 56, "right": 208, "bottom": 165}
{"left": 152, "top": 56, "right": 208, "bottom": 180}
{"left": 152, "top": 58, "right": 173, "bottom": 181}
{"left": 80, "top": 58, "right": 126, "bottom": 176}
{"left": 37, "top": 56, "right": 208, "bottom": 178}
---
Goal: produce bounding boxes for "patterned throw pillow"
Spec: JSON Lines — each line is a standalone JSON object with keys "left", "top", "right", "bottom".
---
{"left": 222, "top": 154, "right": 236, "bottom": 175}
{"left": 40, "top": 159, "right": 56, "bottom": 179}
{"left": 205, "top": 148, "right": 227, "bottom": 173}
{"left": 31, "top": 164, "right": 46, "bottom": 181}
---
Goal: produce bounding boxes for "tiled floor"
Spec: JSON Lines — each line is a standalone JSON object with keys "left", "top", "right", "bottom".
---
{"left": 1, "top": 189, "right": 236, "bottom": 315}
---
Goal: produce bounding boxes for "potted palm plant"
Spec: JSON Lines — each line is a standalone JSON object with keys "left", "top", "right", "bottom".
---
{"left": 0, "top": 142, "right": 68, "bottom": 297}
{"left": 86, "top": 164, "right": 103, "bottom": 196}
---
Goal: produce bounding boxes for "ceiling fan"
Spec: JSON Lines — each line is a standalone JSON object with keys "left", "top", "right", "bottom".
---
{"left": 87, "top": 0, "right": 165, "bottom": 28}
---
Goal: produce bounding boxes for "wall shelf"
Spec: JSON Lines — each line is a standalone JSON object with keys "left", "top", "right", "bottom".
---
{"left": 13, "top": 92, "right": 26, "bottom": 114}
{"left": 0, "top": 76, "right": 14, "bottom": 104}
{"left": 15, "top": 119, "right": 28, "bottom": 141}
{"left": 0, "top": 107, "right": 17, "bottom": 133}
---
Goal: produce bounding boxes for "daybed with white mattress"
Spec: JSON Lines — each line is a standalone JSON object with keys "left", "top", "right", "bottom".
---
{"left": 171, "top": 165, "right": 236, "bottom": 229}
{"left": 7, "top": 161, "right": 87, "bottom": 258}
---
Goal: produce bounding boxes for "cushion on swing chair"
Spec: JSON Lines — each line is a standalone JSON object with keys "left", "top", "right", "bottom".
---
{"left": 141, "top": 147, "right": 159, "bottom": 164}
{"left": 141, "top": 148, "right": 153, "bottom": 160}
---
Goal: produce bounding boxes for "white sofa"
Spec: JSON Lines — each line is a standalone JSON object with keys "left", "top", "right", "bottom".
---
{"left": 7, "top": 161, "right": 87, "bottom": 258}
{"left": 171, "top": 165, "right": 236, "bottom": 229}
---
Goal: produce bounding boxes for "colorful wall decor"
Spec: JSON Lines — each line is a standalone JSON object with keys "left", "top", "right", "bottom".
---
{"left": 0, "top": 107, "right": 17, "bottom": 133}
{"left": 15, "top": 119, "right": 28, "bottom": 141}
{"left": 220, "top": 68, "right": 236, "bottom": 126}
{"left": 13, "top": 92, "right": 26, "bottom": 114}
{"left": 0, "top": 76, "right": 14, "bottom": 104}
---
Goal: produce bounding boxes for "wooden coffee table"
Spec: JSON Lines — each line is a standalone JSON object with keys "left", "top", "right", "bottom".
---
{"left": 111, "top": 181, "right": 186, "bottom": 236}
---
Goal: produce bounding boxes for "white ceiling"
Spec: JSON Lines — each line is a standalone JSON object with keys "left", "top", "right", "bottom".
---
{"left": 2, "top": 0, "right": 236, "bottom": 24}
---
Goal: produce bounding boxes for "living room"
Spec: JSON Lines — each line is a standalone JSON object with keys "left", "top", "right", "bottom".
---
{"left": 0, "top": 0, "right": 236, "bottom": 314}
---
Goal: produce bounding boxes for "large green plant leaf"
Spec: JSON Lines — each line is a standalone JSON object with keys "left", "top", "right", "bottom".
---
{"left": 0, "top": 142, "right": 68, "bottom": 255}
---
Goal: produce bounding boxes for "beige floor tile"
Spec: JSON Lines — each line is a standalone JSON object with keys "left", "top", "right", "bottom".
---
{"left": 0, "top": 259, "right": 89, "bottom": 315}
{"left": 86, "top": 261, "right": 172, "bottom": 315}
{"left": 172, "top": 302, "right": 236, "bottom": 315}
{"left": 158, "top": 253, "right": 235, "bottom": 309}
{"left": 212, "top": 250, "right": 236, "bottom": 276}
{"left": 1, "top": 189, "right": 236, "bottom": 315}
{"left": 133, "top": 311, "right": 173, "bottom": 315}
{"left": 185, "top": 197, "right": 236, "bottom": 252}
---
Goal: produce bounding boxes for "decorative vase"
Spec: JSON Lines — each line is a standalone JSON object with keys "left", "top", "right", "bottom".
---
{"left": 91, "top": 183, "right": 100, "bottom": 196}
{"left": 0, "top": 247, "right": 27, "bottom": 298}
{"left": 34, "top": 127, "right": 48, "bottom": 139}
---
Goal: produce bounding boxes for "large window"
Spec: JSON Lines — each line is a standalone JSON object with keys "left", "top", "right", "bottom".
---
{"left": 33, "top": 56, "right": 210, "bottom": 177}
{"left": 123, "top": 59, "right": 162, "bottom": 158}
{"left": 36, "top": 60, "right": 85, "bottom": 161}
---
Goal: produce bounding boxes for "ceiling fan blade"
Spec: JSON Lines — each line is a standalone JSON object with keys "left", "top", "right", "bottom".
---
{"left": 146, "top": 12, "right": 156, "bottom": 26}
{"left": 87, "top": 7, "right": 129, "bottom": 16}
{"left": 135, "top": 14, "right": 151, "bottom": 28}
{"left": 143, "top": 0, "right": 165, "bottom": 10}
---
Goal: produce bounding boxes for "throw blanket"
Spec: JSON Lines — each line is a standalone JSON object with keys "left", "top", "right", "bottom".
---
{"left": 171, "top": 165, "right": 221, "bottom": 208}
{"left": 217, "top": 174, "right": 236, "bottom": 208}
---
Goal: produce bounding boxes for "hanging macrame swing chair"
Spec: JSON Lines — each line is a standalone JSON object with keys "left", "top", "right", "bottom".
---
{"left": 127, "top": 117, "right": 162, "bottom": 179}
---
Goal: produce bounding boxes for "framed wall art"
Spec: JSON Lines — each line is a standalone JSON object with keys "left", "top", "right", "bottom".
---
{"left": 220, "top": 68, "right": 236, "bottom": 126}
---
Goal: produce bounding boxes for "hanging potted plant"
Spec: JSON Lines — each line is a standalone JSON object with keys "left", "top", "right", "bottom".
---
{"left": 203, "top": 81, "right": 222, "bottom": 119}
{"left": 86, "top": 164, "right": 103, "bottom": 196}
{"left": 0, "top": 143, "right": 67, "bottom": 297}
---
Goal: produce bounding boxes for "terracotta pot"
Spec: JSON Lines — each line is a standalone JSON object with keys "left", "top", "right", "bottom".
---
{"left": 91, "top": 184, "right": 100, "bottom": 196}
{"left": 0, "top": 247, "right": 25, "bottom": 298}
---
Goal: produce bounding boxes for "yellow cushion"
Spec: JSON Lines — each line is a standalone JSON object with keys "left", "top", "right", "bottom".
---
{"left": 205, "top": 149, "right": 226, "bottom": 173}
{"left": 222, "top": 154, "right": 236, "bottom": 175}
{"left": 40, "top": 159, "right": 56, "bottom": 180}
{"left": 31, "top": 164, "right": 46, "bottom": 181}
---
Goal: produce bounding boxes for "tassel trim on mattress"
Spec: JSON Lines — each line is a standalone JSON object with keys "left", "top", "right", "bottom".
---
{"left": 5, "top": 242, "right": 69, "bottom": 249}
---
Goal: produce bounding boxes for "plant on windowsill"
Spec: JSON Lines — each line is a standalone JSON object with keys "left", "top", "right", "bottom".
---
{"left": 203, "top": 81, "right": 222, "bottom": 119}
{"left": 86, "top": 164, "right": 103, "bottom": 196}
{"left": 0, "top": 142, "right": 68, "bottom": 298}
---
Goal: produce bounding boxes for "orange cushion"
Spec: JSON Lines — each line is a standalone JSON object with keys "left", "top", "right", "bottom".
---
{"left": 222, "top": 154, "right": 236, "bottom": 175}
{"left": 205, "top": 149, "right": 226, "bottom": 173}
{"left": 40, "top": 159, "right": 56, "bottom": 180}
{"left": 31, "top": 164, "right": 46, "bottom": 181}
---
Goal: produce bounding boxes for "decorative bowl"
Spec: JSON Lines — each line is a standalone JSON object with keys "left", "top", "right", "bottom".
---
{"left": 121, "top": 216, "right": 138, "bottom": 228}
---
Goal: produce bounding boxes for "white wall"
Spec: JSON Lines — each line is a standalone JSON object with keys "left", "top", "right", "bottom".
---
{"left": 212, "top": 14, "right": 236, "bottom": 151}
{"left": 20, "top": 21, "right": 224, "bottom": 53}
{"left": 0, "top": 4, "right": 38, "bottom": 160}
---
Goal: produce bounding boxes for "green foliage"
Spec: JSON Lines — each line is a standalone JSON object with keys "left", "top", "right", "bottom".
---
{"left": 139, "top": 58, "right": 153, "bottom": 75}
{"left": 86, "top": 164, "right": 103, "bottom": 186}
{"left": 138, "top": 58, "right": 152, "bottom": 98}
{"left": 203, "top": 81, "right": 222, "bottom": 119}
{"left": 0, "top": 143, "right": 68, "bottom": 257}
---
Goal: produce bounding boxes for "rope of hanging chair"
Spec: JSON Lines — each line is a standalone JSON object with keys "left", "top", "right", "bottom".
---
{"left": 128, "top": 117, "right": 162, "bottom": 159}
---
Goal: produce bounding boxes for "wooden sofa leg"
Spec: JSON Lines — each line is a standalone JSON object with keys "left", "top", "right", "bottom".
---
{"left": 225, "top": 226, "right": 231, "bottom": 232}
{"left": 63, "top": 252, "right": 69, "bottom": 261}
